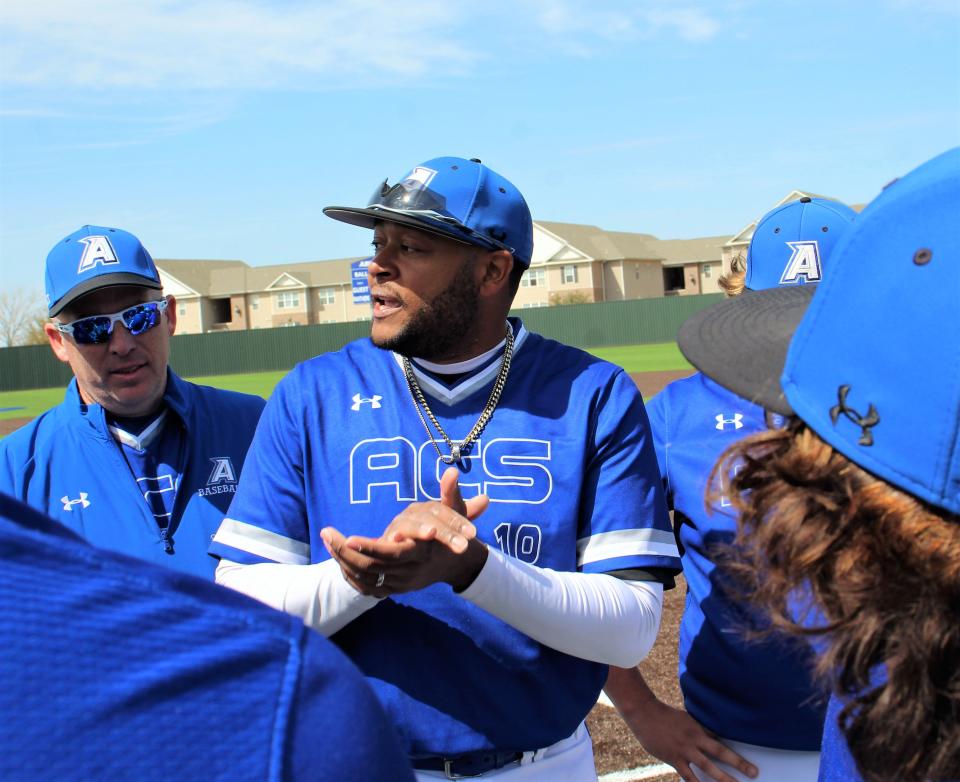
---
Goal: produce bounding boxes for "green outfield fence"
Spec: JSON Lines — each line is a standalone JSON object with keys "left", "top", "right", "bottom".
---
{"left": 0, "top": 293, "right": 722, "bottom": 392}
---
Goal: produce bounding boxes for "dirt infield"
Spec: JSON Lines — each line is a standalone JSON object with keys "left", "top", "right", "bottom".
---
{"left": 0, "top": 417, "right": 31, "bottom": 438}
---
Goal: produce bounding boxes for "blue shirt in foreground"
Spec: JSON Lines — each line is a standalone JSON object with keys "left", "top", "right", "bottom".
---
{"left": 0, "top": 370, "right": 264, "bottom": 579}
{"left": 646, "top": 371, "right": 824, "bottom": 750}
{"left": 0, "top": 492, "right": 414, "bottom": 782}
{"left": 211, "top": 320, "right": 681, "bottom": 757}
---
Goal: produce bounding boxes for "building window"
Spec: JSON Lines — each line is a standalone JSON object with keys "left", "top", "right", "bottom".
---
{"left": 635, "top": 267, "right": 641, "bottom": 280}
{"left": 562, "top": 265, "right": 577, "bottom": 284}
{"left": 703, "top": 265, "right": 712, "bottom": 278}
{"left": 277, "top": 291, "right": 301, "bottom": 309}
{"left": 522, "top": 301, "right": 548, "bottom": 309}
{"left": 210, "top": 298, "right": 231, "bottom": 323}
{"left": 250, "top": 295, "right": 259, "bottom": 310}
{"left": 521, "top": 269, "right": 546, "bottom": 287}
{"left": 317, "top": 287, "right": 336, "bottom": 305}
{"left": 178, "top": 305, "right": 186, "bottom": 316}
{"left": 663, "top": 267, "right": 685, "bottom": 292}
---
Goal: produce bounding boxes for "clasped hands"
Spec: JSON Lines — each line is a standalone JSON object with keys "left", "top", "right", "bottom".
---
{"left": 320, "top": 467, "right": 490, "bottom": 597}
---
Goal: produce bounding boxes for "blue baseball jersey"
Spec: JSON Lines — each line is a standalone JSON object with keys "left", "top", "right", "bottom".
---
{"left": 817, "top": 693, "right": 863, "bottom": 782}
{"left": 0, "top": 492, "right": 413, "bottom": 782}
{"left": 646, "top": 372, "right": 824, "bottom": 750}
{"left": 211, "top": 320, "right": 680, "bottom": 758}
{"left": 0, "top": 370, "right": 264, "bottom": 579}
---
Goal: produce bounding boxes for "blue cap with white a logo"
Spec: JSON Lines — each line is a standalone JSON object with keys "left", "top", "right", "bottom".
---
{"left": 323, "top": 157, "right": 535, "bottom": 268}
{"left": 679, "top": 147, "right": 960, "bottom": 514}
{"left": 745, "top": 197, "right": 857, "bottom": 291}
{"left": 45, "top": 225, "right": 162, "bottom": 316}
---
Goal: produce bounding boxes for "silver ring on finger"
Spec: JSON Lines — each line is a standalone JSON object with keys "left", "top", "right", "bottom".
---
{"left": 375, "top": 571, "right": 386, "bottom": 588}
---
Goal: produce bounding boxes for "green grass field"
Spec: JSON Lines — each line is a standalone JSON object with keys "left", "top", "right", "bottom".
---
{"left": 0, "top": 342, "right": 690, "bottom": 423}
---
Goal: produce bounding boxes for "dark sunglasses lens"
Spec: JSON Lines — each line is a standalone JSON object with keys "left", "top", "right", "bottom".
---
{"left": 72, "top": 317, "right": 112, "bottom": 345}
{"left": 123, "top": 304, "right": 159, "bottom": 335}
{"left": 368, "top": 179, "right": 447, "bottom": 213}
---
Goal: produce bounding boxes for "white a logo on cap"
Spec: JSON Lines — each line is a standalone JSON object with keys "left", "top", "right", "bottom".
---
{"left": 779, "top": 241, "right": 823, "bottom": 284}
{"left": 402, "top": 166, "right": 437, "bottom": 190}
{"left": 77, "top": 235, "right": 120, "bottom": 274}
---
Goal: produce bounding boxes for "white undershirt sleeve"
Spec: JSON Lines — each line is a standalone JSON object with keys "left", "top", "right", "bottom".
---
{"left": 459, "top": 548, "right": 663, "bottom": 668}
{"left": 215, "top": 558, "right": 381, "bottom": 637}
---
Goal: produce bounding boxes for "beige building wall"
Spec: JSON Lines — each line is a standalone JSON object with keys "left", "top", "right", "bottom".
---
{"left": 699, "top": 262, "right": 723, "bottom": 294}
{"left": 512, "top": 264, "right": 551, "bottom": 308}
{"left": 621, "top": 260, "right": 664, "bottom": 299}
{"left": 602, "top": 263, "right": 625, "bottom": 301}
{"left": 269, "top": 287, "right": 309, "bottom": 327}
{"left": 172, "top": 297, "right": 203, "bottom": 335}
{"left": 677, "top": 264, "right": 701, "bottom": 296}
{"left": 246, "top": 293, "right": 272, "bottom": 329}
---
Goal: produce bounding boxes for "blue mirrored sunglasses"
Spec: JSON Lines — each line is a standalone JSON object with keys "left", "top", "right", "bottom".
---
{"left": 55, "top": 300, "right": 169, "bottom": 345}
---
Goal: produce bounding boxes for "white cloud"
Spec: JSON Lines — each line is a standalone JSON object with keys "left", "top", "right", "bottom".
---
{"left": 0, "top": 0, "right": 473, "bottom": 89}
{"left": 523, "top": 1, "right": 722, "bottom": 46}
{"left": 0, "top": 0, "right": 726, "bottom": 91}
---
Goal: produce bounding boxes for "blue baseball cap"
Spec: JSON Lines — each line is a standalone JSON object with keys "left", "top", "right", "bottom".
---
{"left": 679, "top": 147, "right": 960, "bottom": 514}
{"left": 323, "top": 157, "right": 534, "bottom": 268}
{"left": 745, "top": 197, "right": 857, "bottom": 290}
{"left": 46, "top": 226, "right": 162, "bottom": 316}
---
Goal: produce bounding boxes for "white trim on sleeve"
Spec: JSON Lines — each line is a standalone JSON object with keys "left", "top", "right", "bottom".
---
{"left": 212, "top": 518, "right": 311, "bottom": 565}
{"left": 576, "top": 528, "right": 679, "bottom": 567}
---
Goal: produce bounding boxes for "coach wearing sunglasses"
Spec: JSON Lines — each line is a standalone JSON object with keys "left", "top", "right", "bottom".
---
{"left": 0, "top": 225, "right": 265, "bottom": 579}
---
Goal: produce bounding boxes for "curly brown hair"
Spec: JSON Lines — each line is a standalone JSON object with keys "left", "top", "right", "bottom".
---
{"left": 712, "top": 419, "right": 960, "bottom": 782}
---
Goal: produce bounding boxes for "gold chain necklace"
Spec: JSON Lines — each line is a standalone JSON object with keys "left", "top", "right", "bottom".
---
{"left": 402, "top": 324, "right": 514, "bottom": 465}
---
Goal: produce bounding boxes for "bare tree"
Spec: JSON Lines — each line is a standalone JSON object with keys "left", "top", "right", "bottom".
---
{"left": 0, "top": 289, "right": 47, "bottom": 348}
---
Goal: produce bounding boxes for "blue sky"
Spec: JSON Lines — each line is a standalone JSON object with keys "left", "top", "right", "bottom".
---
{"left": 1, "top": 0, "right": 958, "bottom": 302}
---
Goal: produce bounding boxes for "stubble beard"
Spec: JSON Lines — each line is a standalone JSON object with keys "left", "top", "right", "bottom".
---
{"left": 373, "top": 260, "right": 480, "bottom": 361}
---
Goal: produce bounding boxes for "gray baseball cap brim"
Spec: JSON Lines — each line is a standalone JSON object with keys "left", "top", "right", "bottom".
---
{"left": 676, "top": 285, "right": 816, "bottom": 416}
{"left": 49, "top": 273, "right": 163, "bottom": 317}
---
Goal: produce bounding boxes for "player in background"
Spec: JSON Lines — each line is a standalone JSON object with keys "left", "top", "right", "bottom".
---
{"left": 0, "top": 491, "right": 414, "bottom": 782}
{"left": 209, "top": 157, "right": 682, "bottom": 780}
{"left": 605, "top": 197, "right": 857, "bottom": 782}
{"left": 0, "top": 227, "right": 264, "bottom": 578}
{"left": 677, "top": 147, "right": 959, "bottom": 782}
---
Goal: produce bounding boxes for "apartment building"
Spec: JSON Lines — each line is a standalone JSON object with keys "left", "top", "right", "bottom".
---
{"left": 157, "top": 192, "right": 839, "bottom": 334}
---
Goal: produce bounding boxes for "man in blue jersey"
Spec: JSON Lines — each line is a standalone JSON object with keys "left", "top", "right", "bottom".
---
{"left": 209, "top": 157, "right": 682, "bottom": 780}
{"left": 675, "top": 148, "right": 959, "bottom": 782}
{"left": 0, "top": 491, "right": 414, "bottom": 782}
{"left": 0, "top": 226, "right": 264, "bottom": 579}
{"left": 605, "top": 197, "right": 857, "bottom": 782}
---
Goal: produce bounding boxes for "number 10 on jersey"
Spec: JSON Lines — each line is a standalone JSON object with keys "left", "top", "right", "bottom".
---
{"left": 493, "top": 522, "right": 542, "bottom": 564}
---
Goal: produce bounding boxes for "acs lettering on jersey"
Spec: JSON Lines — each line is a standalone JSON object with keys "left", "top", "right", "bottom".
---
{"left": 350, "top": 437, "right": 553, "bottom": 505}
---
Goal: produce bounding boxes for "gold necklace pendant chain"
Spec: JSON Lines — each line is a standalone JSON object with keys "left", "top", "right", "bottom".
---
{"left": 402, "top": 324, "right": 514, "bottom": 465}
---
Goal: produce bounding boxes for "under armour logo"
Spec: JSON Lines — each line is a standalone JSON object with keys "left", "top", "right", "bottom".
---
{"left": 779, "top": 241, "right": 823, "bottom": 285}
{"left": 715, "top": 413, "right": 744, "bottom": 430}
{"left": 830, "top": 385, "right": 880, "bottom": 446}
{"left": 351, "top": 393, "right": 382, "bottom": 411}
{"left": 77, "top": 235, "right": 120, "bottom": 274}
{"left": 207, "top": 457, "right": 237, "bottom": 485}
{"left": 61, "top": 493, "right": 91, "bottom": 510}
